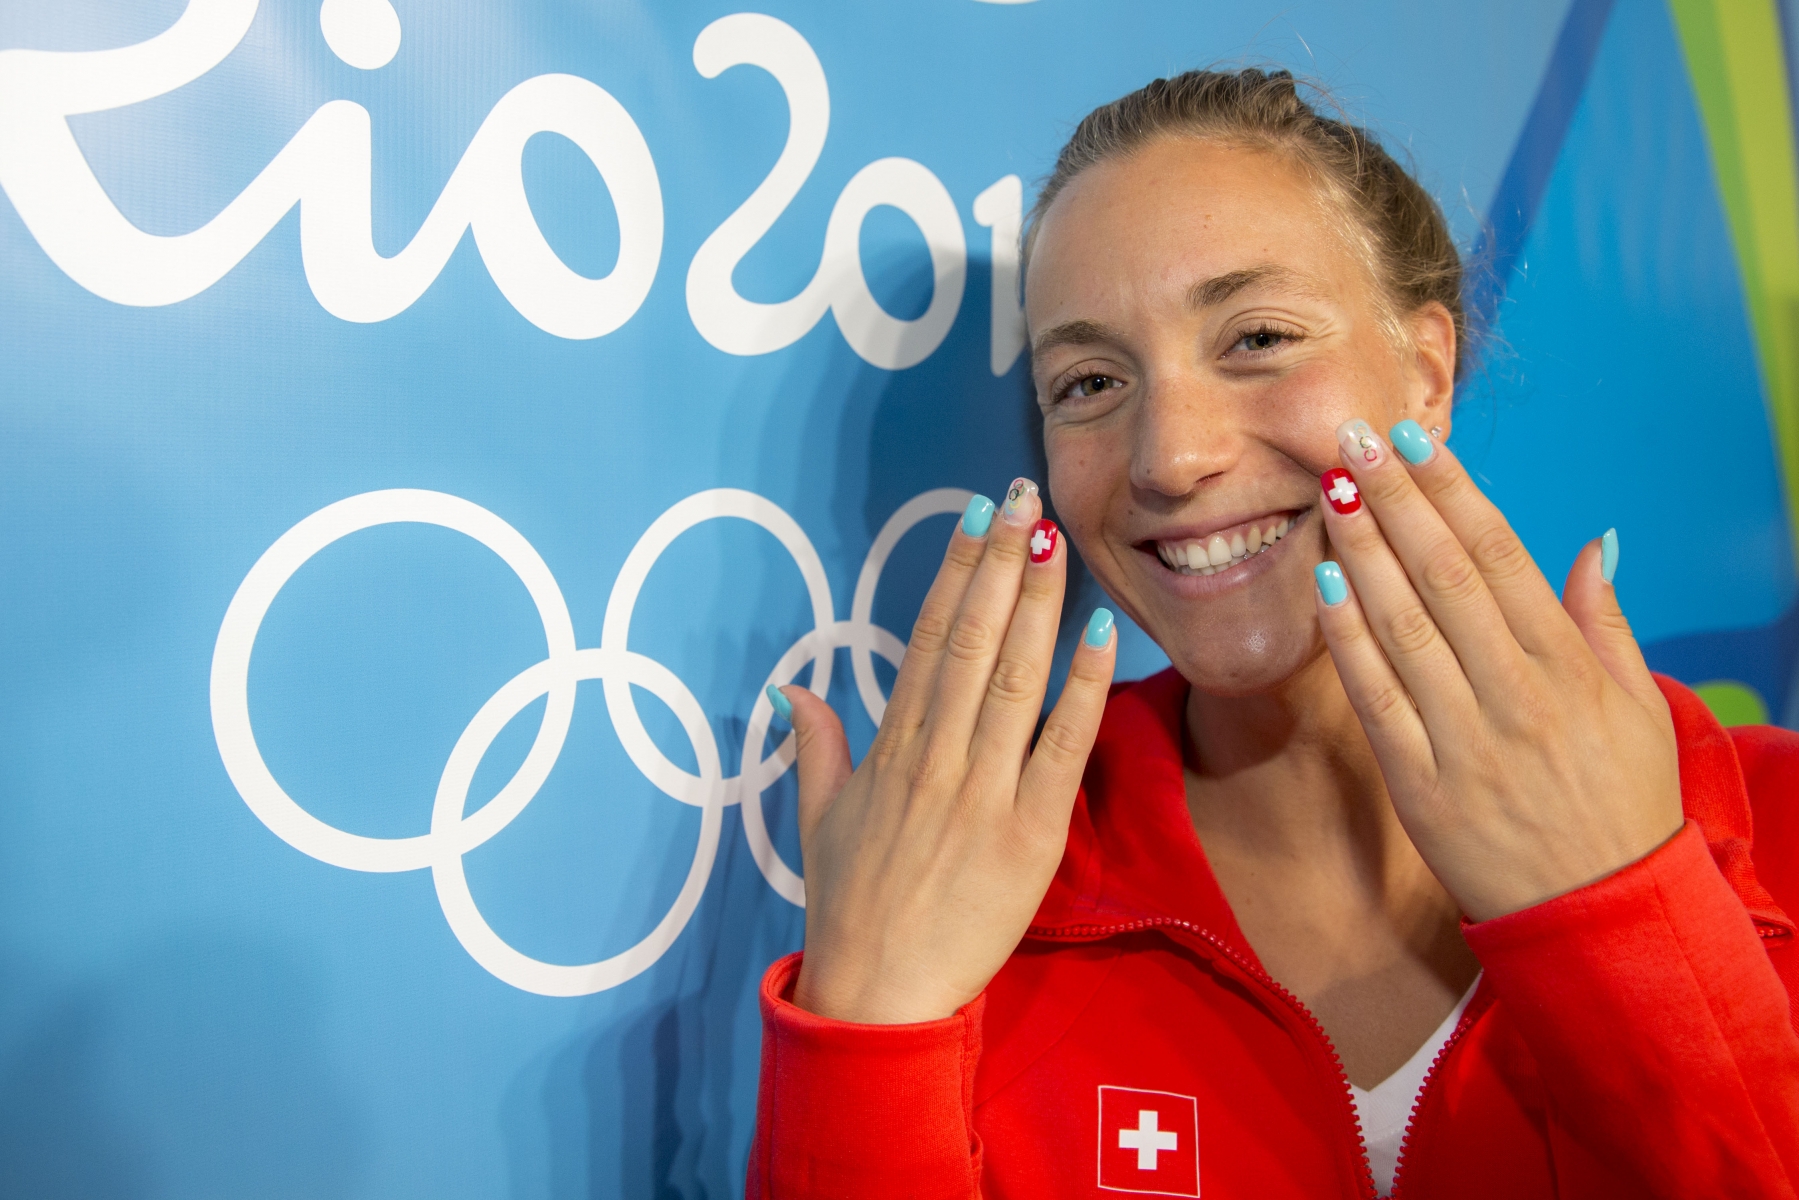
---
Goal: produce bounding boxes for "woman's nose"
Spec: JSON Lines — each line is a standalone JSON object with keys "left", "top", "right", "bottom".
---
{"left": 1129, "top": 376, "right": 1238, "bottom": 497}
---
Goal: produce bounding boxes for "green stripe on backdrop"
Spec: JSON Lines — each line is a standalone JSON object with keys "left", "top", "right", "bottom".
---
{"left": 1668, "top": 0, "right": 1799, "bottom": 562}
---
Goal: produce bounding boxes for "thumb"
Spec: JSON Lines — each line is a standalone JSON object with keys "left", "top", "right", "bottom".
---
{"left": 1562, "top": 530, "right": 1663, "bottom": 714}
{"left": 774, "top": 685, "right": 852, "bottom": 846}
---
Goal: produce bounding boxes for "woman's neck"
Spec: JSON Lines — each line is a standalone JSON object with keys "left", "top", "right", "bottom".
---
{"left": 1181, "top": 652, "right": 1481, "bottom": 1089}
{"left": 1183, "top": 649, "right": 1391, "bottom": 861}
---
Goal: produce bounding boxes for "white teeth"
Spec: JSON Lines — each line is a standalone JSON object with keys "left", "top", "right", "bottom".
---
{"left": 1157, "top": 514, "right": 1296, "bottom": 575}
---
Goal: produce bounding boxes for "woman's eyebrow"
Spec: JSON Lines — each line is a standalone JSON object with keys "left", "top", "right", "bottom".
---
{"left": 1030, "top": 318, "right": 1119, "bottom": 367}
{"left": 1030, "top": 266, "right": 1328, "bottom": 369}
{"left": 1187, "top": 264, "right": 1324, "bottom": 308}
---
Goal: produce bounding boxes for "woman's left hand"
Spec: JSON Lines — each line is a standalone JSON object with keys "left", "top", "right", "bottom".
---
{"left": 1314, "top": 418, "right": 1684, "bottom": 922}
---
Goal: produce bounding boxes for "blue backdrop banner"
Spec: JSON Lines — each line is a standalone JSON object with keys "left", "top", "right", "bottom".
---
{"left": 1, "top": 1, "right": 1793, "bottom": 1195}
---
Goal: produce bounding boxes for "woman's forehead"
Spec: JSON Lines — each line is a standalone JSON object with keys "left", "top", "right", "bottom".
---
{"left": 1026, "top": 139, "right": 1356, "bottom": 320}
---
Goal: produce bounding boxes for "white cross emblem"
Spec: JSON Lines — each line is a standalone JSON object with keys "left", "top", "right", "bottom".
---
{"left": 1031, "top": 528, "right": 1054, "bottom": 557}
{"left": 1118, "top": 1109, "right": 1179, "bottom": 1170}
{"left": 1327, "top": 476, "right": 1359, "bottom": 506}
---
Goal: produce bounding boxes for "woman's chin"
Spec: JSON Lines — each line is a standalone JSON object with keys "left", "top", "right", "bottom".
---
{"left": 1123, "top": 587, "right": 1326, "bottom": 697}
{"left": 1103, "top": 549, "right": 1326, "bottom": 698}
{"left": 1164, "top": 632, "right": 1326, "bottom": 698}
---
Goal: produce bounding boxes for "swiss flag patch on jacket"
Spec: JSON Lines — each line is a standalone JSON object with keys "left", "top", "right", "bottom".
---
{"left": 1097, "top": 1085, "right": 1200, "bottom": 1196}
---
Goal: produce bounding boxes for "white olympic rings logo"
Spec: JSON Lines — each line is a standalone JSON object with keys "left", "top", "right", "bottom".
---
{"left": 209, "top": 486, "right": 968, "bottom": 996}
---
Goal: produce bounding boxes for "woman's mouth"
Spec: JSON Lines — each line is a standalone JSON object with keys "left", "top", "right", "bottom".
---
{"left": 1149, "top": 511, "right": 1301, "bottom": 577}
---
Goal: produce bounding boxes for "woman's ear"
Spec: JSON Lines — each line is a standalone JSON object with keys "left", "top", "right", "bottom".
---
{"left": 1405, "top": 302, "right": 1457, "bottom": 440}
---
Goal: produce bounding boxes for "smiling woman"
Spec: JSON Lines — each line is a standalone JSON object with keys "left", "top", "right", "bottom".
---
{"left": 749, "top": 68, "right": 1799, "bottom": 1200}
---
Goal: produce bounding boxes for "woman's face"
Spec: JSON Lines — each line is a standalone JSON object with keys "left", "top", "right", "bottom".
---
{"left": 1027, "top": 138, "right": 1455, "bottom": 696}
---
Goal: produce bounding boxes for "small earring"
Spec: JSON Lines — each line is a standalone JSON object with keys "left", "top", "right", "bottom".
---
{"left": 1429, "top": 426, "right": 1443, "bottom": 439}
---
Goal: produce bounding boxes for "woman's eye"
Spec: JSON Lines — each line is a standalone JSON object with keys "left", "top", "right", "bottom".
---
{"left": 1232, "top": 329, "right": 1289, "bottom": 354}
{"left": 1067, "top": 374, "right": 1119, "bottom": 399}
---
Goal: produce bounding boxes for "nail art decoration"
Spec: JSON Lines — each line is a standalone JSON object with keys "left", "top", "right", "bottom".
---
{"left": 1321, "top": 468, "right": 1362, "bottom": 514}
{"left": 765, "top": 684, "right": 793, "bottom": 724}
{"left": 1001, "top": 477, "right": 1039, "bottom": 524}
{"left": 1389, "top": 419, "right": 1436, "bottom": 466}
{"left": 1336, "top": 418, "right": 1385, "bottom": 467}
{"left": 1600, "top": 527, "right": 1619, "bottom": 584}
{"left": 1314, "top": 561, "right": 1349, "bottom": 607}
{"left": 961, "top": 494, "right": 995, "bottom": 537}
{"left": 1084, "top": 607, "right": 1114, "bottom": 647}
{"left": 1029, "top": 518, "right": 1059, "bottom": 563}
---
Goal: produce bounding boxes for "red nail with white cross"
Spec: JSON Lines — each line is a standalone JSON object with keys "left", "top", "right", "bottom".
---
{"left": 1321, "top": 468, "right": 1362, "bottom": 514}
{"left": 1029, "top": 519, "right": 1059, "bottom": 563}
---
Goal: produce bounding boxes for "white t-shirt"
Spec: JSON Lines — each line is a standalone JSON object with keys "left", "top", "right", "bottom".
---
{"left": 1348, "top": 977, "right": 1480, "bottom": 1197}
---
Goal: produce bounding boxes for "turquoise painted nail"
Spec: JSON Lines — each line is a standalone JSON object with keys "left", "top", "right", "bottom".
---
{"left": 1315, "top": 561, "right": 1349, "bottom": 606}
{"left": 1389, "top": 419, "right": 1436, "bottom": 466}
{"left": 1600, "top": 528, "right": 1619, "bottom": 584}
{"left": 962, "top": 494, "right": 995, "bottom": 537}
{"left": 1084, "top": 607, "right": 1115, "bottom": 648}
{"left": 766, "top": 684, "right": 793, "bottom": 724}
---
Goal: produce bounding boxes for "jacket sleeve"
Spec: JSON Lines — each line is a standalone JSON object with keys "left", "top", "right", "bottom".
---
{"left": 1464, "top": 821, "right": 1799, "bottom": 1199}
{"left": 745, "top": 952, "right": 984, "bottom": 1199}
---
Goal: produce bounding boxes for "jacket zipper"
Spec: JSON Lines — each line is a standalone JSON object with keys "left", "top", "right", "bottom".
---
{"left": 1382, "top": 988, "right": 1484, "bottom": 1200}
{"left": 1028, "top": 917, "right": 1381, "bottom": 1200}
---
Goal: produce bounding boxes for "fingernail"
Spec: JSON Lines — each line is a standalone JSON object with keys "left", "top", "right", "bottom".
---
{"left": 1084, "top": 607, "right": 1115, "bottom": 647}
{"left": 1029, "top": 518, "right": 1059, "bottom": 563}
{"left": 1315, "top": 561, "right": 1349, "bottom": 606}
{"left": 1337, "top": 418, "right": 1387, "bottom": 468}
{"left": 766, "top": 684, "right": 793, "bottom": 724}
{"left": 1001, "top": 477, "right": 1039, "bottom": 525}
{"left": 1600, "top": 527, "right": 1619, "bottom": 583}
{"left": 1390, "top": 419, "right": 1436, "bottom": 466}
{"left": 961, "top": 494, "right": 995, "bottom": 537}
{"left": 1321, "top": 467, "right": 1362, "bottom": 514}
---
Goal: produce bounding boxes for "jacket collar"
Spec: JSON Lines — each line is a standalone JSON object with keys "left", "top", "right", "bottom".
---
{"left": 1032, "top": 667, "right": 1791, "bottom": 944}
{"left": 1030, "top": 668, "right": 1257, "bottom": 962}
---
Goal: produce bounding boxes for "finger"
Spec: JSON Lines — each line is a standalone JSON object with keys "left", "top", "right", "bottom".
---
{"left": 780, "top": 685, "right": 853, "bottom": 847}
{"left": 1335, "top": 420, "right": 1534, "bottom": 697}
{"left": 876, "top": 494, "right": 995, "bottom": 741}
{"left": 1379, "top": 419, "right": 1579, "bottom": 660}
{"left": 969, "top": 516, "right": 1069, "bottom": 772}
{"left": 1016, "top": 607, "right": 1116, "bottom": 835}
{"left": 1318, "top": 464, "right": 1478, "bottom": 727}
{"left": 924, "top": 480, "right": 1045, "bottom": 746}
{"left": 1312, "top": 560, "right": 1436, "bottom": 798}
{"left": 1561, "top": 530, "right": 1665, "bottom": 715}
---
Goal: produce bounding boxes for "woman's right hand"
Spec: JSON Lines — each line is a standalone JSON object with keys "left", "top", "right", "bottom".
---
{"left": 776, "top": 480, "right": 1117, "bottom": 1025}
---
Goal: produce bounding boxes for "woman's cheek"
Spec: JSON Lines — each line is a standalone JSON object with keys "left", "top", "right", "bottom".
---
{"left": 1249, "top": 386, "right": 1362, "bottom": 477}
{"left": 1268, "top": 358, "right": 1410, "bottom": 472}
{"left": 1044, "top": 434, "right": 1115, "bottom": 549}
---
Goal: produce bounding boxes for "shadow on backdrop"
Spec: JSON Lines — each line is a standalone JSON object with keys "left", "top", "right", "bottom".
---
{"left": 496, "top": 224, "right": 1156, "bottom": 1200}
{"left": 0, "top": 935, "right": 365, "bottom": 1199}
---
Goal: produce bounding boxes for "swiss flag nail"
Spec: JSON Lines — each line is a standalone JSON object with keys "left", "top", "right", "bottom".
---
{"left": 1321, "top": 468, "right": 1362, "bottom": 514}
{"left": 1029, "top": 519, "right": 1059, "bottom": 563}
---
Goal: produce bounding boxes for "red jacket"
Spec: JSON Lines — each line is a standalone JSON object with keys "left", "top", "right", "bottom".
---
{"left": 747, "top": 670, "right": 1799, "bottom": 1198}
